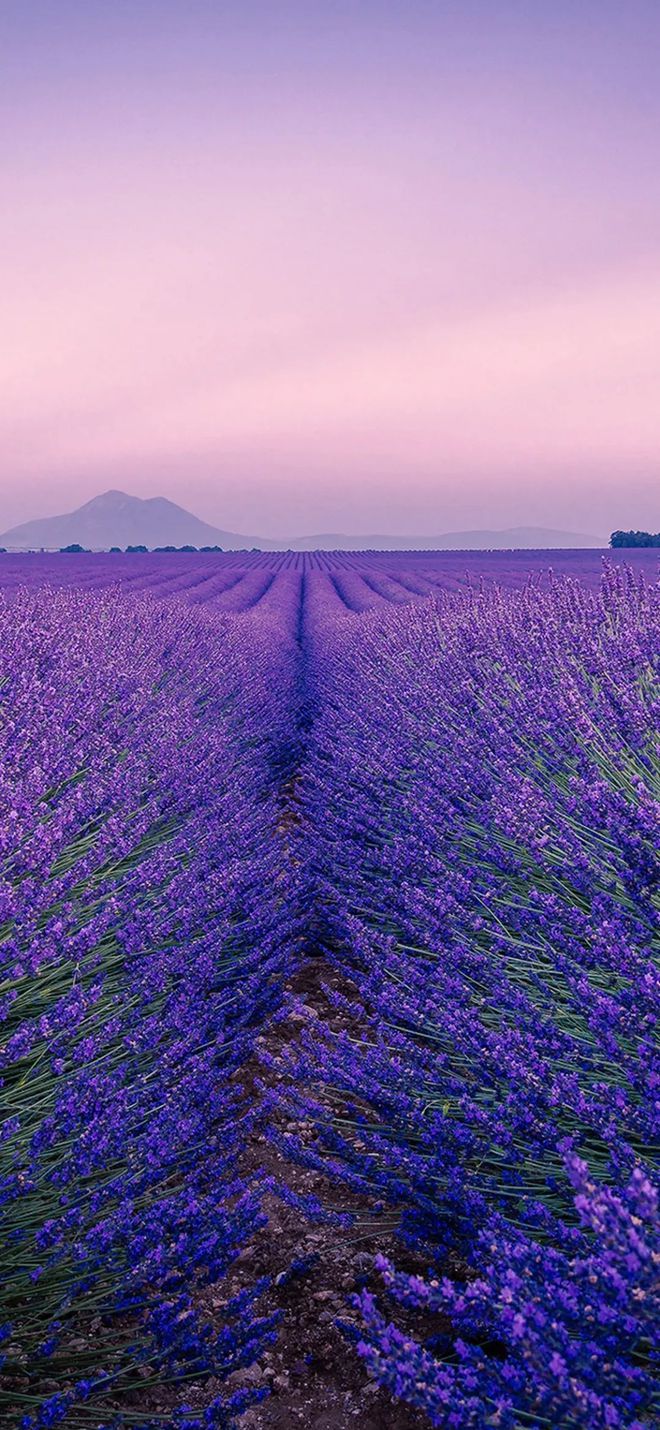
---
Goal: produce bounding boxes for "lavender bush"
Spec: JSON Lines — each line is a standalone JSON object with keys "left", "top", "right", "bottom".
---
{"left": 0, "top": 589, "right": 299, "bottom": 1427}
{"left": 290, "top": 566, "right": 659, "bottom": 1428}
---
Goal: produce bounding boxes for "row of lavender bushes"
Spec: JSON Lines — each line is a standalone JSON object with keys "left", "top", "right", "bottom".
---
{"left": 0, "top": 588, "right": 301, "bottom": 1428}
{"left": 286, "top": 565, "right": 659, "bottom": 1429}
{"left": 1, "top": 564, "right": 658, "bottom": 1429}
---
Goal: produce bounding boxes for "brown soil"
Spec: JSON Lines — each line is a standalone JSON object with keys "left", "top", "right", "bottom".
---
{"left": 144, "top": 958, "right": 431, "bottom": 1430}
{"left": 220, "top": 961, "right": 428, "bottom": 1430}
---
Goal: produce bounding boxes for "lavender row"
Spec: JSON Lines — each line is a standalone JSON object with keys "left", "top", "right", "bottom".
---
{"left": 0, "top": 589, "right": 301, "bottom": 1428}
{"left": 1, "top": 551, "right": 659, "bottom": 615}
{"left": 288, "top": 566, "right": 659, "bottom": 1429}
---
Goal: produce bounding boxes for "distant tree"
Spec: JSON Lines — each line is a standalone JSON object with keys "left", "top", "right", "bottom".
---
{"left": 109, "top": 545, "right": 122, "bottom": 553}
{"left": 60, "top": 543, "right": 87, "bottom": 553}
{"left": 178, "top": 544, "right": 198, "bottom": 552}
{"left": 610, "top": 530, "right": 660, "bottom": 547}
{"left": 125, "top": 544, "right": 149, "bottom": 553}
{"left": 0, "top": 547, "right": 6, "bottom": 554}
{"left": 200, "top": 545, "right": 223, "bottom": 552}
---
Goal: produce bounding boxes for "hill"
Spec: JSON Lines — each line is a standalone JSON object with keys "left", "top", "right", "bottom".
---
{"left": 0, "top": 490, "right": 258, "bottom": 551}
{"left": 0, "top": 492, "right": 604, "bottom": 551}
{"left": 288, "top": 525, "right": 604, "bottom": 550}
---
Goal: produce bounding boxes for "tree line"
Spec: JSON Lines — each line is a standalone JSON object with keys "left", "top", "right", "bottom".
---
{"left": 610, "top": 530, "right": 660, "bottom": 547}
{"left": 58, "top": 543, "right": 225, "bottom": 553}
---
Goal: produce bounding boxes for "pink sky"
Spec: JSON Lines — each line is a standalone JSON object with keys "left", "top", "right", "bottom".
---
{"left": 1, "top": 2, "right": 659, "bottom": 538}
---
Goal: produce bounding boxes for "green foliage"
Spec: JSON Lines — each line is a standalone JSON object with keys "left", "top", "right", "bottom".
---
{"left": 610, "top": 529, "right": 660, "bottom": 547}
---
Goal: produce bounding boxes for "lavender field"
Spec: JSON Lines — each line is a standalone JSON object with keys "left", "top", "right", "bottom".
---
{"left": 0, "top": 551, "right": 658, "bottom": 1430}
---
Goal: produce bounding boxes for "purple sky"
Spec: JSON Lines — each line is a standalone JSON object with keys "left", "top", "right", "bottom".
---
{"left": 1, "top": 1, "right": 660, "bottom": 538}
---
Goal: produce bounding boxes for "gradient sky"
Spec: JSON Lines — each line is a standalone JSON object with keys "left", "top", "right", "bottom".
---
{"left": 1, "top": 1, "right": 660, "bottom": 538}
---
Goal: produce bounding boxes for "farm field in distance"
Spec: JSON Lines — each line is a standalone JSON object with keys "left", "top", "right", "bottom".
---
{"left": 0, "top": 549, "right": 657, "bottom": 1430}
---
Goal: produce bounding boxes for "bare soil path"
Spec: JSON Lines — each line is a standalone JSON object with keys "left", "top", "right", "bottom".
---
{"left": 225, "top": 961, "right": 429, "bottom": 1430}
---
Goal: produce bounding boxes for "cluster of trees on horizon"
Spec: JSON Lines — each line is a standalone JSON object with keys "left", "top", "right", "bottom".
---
{"left": 1, "top": 535, "right": 658, "bottom": 555}
{"left": 610, "top": 530, "right": 660, "bottom": 547}
{"left": 57, "top": 533, "right": 660, "bottom": 554}
{"left": 60, "top": 543, "right": 227, "bottom": 554}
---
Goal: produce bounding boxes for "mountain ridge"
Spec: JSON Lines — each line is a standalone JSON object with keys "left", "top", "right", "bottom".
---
{"left": 0, "top": 490, "right": 605, "bottom": 551}
{"left": 0, "top": 490, "right": 258, "bottom": 552}
{"left": 286, "top": 525, "right": 605, "bottom": 550}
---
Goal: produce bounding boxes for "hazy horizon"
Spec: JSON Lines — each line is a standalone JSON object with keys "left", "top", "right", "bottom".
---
{"left": 0, "top": 486, "right": 610, "bottom": 544}
{"left": 2, "top": 2, "right": 660, "bottom": 538}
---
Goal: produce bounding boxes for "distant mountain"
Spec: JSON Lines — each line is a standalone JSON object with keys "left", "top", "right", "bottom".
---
{"left": 0, "top": 492, "right": 605, "bottom": 552}
{"left": 0, "top": 490, "right": 259, "bottom": 552}
{"left": 288, "top": 526, "right": 605, "bottom": 550}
